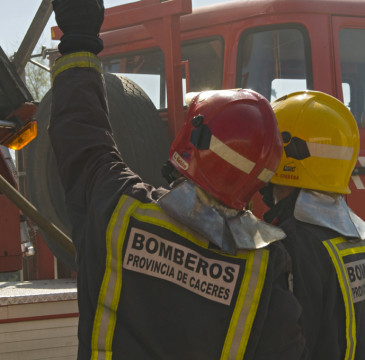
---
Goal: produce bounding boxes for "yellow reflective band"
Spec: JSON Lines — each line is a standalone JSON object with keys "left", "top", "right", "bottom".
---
{"left": 335, "top": 238, "right": 365, "bottom": 255}
{"left": 323, "top": 237, "right": 357, "bottom": 360}
{"left": 221, "top": 249, "right": 269, "bottom": 359}
{"left": 210, "top": 135, "right": 255, "bottom": 174}
{"left": 52, "top": 51, "right": 102, "bottom": 83}
{"left": 91, "top": 196, "right": 137, "bottom": 360}
{"left": 307, "top": 142, "right": 354, "bottom": 161}
{"left": 133, "top": 204, "right": 209, "bottom": 249}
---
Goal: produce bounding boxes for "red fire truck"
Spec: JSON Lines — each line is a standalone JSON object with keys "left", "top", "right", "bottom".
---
{"left": 26, "top": 0, "right": 365, "bottom": 273}
{"left": 1, "top": 0, "right": 365, "bottom": 356}
{"left": 3, "top": 0, "right": 365, "bottom": 279}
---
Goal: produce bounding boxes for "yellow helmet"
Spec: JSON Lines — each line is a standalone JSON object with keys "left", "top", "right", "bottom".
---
{"left": 270, "top": 91, "right": 359, "bottom": 194}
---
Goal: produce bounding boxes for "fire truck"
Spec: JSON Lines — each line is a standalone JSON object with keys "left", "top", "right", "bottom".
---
{"left": 1, "top": 0, "right": 365, "bottom": 357}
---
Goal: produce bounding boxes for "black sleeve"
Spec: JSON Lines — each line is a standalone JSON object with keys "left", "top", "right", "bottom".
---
{"left": 245, "top": 241, "right": 308, "bottom": 360}
{"left": 280, "top": 219, "right": 347, "bottom": 359}
{"left": 49, "top": 64, "right": 150, "bottom": 250}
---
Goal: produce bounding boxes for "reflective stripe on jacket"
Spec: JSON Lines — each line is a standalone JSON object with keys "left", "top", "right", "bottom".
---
{"left": 323, "top": 237, "right": 365, "bottom": 360}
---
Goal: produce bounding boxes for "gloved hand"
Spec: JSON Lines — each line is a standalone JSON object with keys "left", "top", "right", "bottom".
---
{"left": 52, "top": 0, "right": 105, "bottom": 55}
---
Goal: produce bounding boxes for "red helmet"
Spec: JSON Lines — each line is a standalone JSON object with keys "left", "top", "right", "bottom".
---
{"left": 169, "top": 89, "right": 282, "bottom": 210}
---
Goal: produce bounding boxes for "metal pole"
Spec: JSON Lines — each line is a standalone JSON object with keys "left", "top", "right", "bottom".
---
{"left": 12, "top": 0, "right": 53, "bottom": 75}
{"left": 0, "top": 174, "right": 76, "bottom": 260}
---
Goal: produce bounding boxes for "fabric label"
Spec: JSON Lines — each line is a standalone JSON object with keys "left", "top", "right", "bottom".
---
{"left": 123, "top": 227, "right": 241, "bottom": 305}
{"left": 345, "top": 259, "right": 365, "bottom": 303}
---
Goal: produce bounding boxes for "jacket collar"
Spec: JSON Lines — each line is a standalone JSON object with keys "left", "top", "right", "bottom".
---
{"left": 264, "top": 187, "right": 365, "bottom": 240}
{"left": 294, "top": 189, "right": 365, "bottom": 240}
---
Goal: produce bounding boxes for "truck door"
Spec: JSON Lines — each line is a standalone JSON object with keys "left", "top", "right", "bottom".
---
{"left": 332, "top": 16, "right": 365, "bottom": 217}
{"left": 235, "top": 24, "right": 313, "bottom": 103}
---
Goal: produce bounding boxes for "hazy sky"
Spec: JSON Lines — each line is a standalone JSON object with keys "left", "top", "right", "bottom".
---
{"left": 0, "top": 0, "right": 233, "bottom": 56}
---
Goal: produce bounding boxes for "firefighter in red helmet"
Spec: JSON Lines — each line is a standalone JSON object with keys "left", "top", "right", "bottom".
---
{"left": 49, "top": 0, "right": 307, "bottom": 358}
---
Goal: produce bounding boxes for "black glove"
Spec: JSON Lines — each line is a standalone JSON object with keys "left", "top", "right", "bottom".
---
{"left": 52, "top": 0, "right": 105, "bottom": 55}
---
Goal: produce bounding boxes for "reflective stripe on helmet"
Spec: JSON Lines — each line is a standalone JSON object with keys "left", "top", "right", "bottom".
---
{"left": 307, "top": 142, "right": 354, "bottom": 161}
{"left": 258, "top": 168, "right": 275, "bottom": 183}
{"left": 209, "top": 135, "right": 274, "bottom": 183}
{"left": 283, "top": 136, "right": 354, "bottom": 161}
{"left": 210, "top": 135, "right": 255, "bottom": 174}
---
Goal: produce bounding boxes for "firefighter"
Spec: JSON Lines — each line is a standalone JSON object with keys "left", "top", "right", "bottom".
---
{"left": 49, "top": 0, "right": 307, "bottom": 358}
{"left": 261, "top": 91, "right": 365, "bottom": 359}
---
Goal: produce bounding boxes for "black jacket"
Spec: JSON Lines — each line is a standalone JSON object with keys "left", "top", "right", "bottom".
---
{"left": 49, "top": 52, "right": 307, "bottom": 360}
{"left": 265, "top": 189, "right": 365, "bottom": 360}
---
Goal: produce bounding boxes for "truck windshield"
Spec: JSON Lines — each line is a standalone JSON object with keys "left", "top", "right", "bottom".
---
{"left": 338, "top": 28, "right": 365, "bottom": 127}
{"left": 236, "top": 25, "right": 312, "bottom": 101}
{"left": 102, "top": 37, "right": 223, "bottom": 110}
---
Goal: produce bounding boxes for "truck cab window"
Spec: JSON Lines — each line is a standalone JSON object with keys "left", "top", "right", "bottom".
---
{"left": 103, "top": 50, "right": 165, "bottom": 108}
{"left": 181, "top": 38, "right": 224, "bottom": 93}
{"left": 102, "top": 37, "right": 223, "bottom": 110}
{"left": 236, "top": 26, "right": 312, "bottom": 101}
{"left": 338, "top": 28, "right": 365, "bottom": 127}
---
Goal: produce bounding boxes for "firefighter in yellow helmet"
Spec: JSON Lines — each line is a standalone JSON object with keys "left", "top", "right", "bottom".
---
{"left": 261, "top": 91, "right": 365, "bottom": 359}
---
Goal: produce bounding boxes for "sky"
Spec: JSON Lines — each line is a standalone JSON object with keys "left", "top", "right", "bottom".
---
{"left": 0, "top": 0, "right": 233, "bottom": 56}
